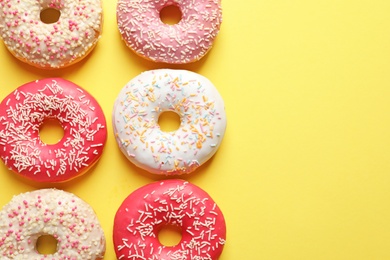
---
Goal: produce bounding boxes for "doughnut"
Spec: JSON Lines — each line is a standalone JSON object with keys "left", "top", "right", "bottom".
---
{"left": 0, "top": 188, "right": 106, "bottom": 259}
{"left": 0, "top": 0, "right": 103, "bottom": 69}
{"left": 0, "top": 78, "right": 107, "bottom": 183}
{"left": 112, "top": 69, "right": 227, "bottom": 175}
{"left": 116, "top": 0, "right": 222, "bottom": 64}
{"left": 113, "top": 179, "right": 226, "bottom": 260}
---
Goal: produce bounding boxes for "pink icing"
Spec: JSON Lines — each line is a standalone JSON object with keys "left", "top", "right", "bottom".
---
{"left": 0, "top": 78, "right": 107, "bottom": 183}
{"left": 113, "top": 179, "right": 226, "bottom": 260}
{"left": 116, "top": 0, "right": 223, "bottom": 64}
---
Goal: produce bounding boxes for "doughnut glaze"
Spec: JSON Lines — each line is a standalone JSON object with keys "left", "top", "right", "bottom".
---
{"left": 117, "top": 0, "right": 222, "bottom": 64}
{"left": 0, "top": 189, "right": 106, "bottom": 259}
{"left": 112, "top": 69, "right": 227, "bottom": 175}
{"left": 0, "top": 0, "right": 103, "bottom": 69}
{"left": 0, "top": 78, "right": 107, "bottom": 183}
{"left": 113, "top": 179, "right": 226, "bottom": 260}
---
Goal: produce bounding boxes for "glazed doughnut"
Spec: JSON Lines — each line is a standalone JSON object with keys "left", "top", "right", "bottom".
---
{"left": 112, "top": 69, "right": 227, "bottom": 175}
{"left": 0, "top": 78, "right": 107, "bottom": 183}
{"left": 0, "top": 188, "right": 106, "bottom": 259}
{"left": 116, "top": 0, "right": 222, "bottom": 64}
{"left": 0, "top": 0, "right": 103, "bottom": 69}
{"left": 113, "top": 179, "right": 226, "bottom": 260}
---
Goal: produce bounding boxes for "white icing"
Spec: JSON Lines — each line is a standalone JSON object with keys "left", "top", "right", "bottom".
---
{"left": 112, "top": 69, "right": 227, "bottom": 175}
{"left": 0, "top": 0, "right": 103, "bottom": 69}
{"left": 0, "top": 189, "right": 106, "bottom": 259}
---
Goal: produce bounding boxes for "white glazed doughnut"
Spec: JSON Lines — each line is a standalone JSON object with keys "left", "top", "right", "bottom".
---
{"left": 113, "top": 179, "right": 226, "bottom": 260}
{"left": 112, "top": 69, "right": 227, "bottom": 175}
{"left": 0, "top": 0, "right": 103, "bottom": 69}
{"left": 0, "top": 189, "right": 106, "bottom": 259}
{"left": 0, "top": 78, "right": 107, "bottom": 183}
{"left": 116, "top": 0, "right": 222, "bottom": 64}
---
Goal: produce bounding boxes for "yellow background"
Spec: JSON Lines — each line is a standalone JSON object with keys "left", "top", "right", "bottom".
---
{"left": 1, "top": 0, "right": 390, "bottom": 259}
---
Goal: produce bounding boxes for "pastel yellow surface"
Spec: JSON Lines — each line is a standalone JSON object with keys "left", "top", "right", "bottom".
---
{"left": 1, "top": 0, "right": 390, "bottom": 259}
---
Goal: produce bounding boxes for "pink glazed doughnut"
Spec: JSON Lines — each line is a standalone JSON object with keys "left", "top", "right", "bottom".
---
{"left": 0, "top": 0, "right": 103, "bottom": 69}
{"left": 116, "top": 0, "right": 222, "bottom": 64}
{"left": 0, "top": 78, "right": 107, "bottom": 183}
{"left": 0, "top": 189, "right": 106, "bottom": 259}
{"left": 113, "top": 179, "right": 226, "bottom": 260}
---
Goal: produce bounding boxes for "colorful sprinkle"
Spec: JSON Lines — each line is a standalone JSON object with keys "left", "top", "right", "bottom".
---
{"left": 0, "top": 0, "right": 103, "bottom": 69}
{"left": 112, "top": 69, "right": 227, "bottom": 175}
{"left": 0, "top": 189, "right": 105, "bottom": 259}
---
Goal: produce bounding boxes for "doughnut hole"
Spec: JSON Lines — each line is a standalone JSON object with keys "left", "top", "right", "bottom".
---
{"left": 158, "top": 111, "right": 181, "bottom": 132}
{"left": 158, "top": 224, "right": 182, "bottom": 247}
{"left": 39, "top": 118, "right": 65, "bottom": 145}
{"left": 36, "top": 234, "right": 58, "bottom": 255}
{"left": 159, "top": 5, "right": 182, "bottom": 25}
{"left": 40, "top": 8, "right": 61, "bottom": 24}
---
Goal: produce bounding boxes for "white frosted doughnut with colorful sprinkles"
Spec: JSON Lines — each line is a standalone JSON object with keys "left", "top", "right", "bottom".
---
{"left": 116, "top": 0, "right": 222, "bottom": 64}
{"left": 112, "top": 69, "right": 226, "bottom": 175}
{"left": 0, "top": 188, "right": 106, "bottom": 259}
{"left": 0, "top": 0, "right": 103, "bottom": 69}
{"left": 113, "top": 179, "right": 226, "bottom": 260}
{"left": 0, "top": 78, "right": 107, "bottom": 183}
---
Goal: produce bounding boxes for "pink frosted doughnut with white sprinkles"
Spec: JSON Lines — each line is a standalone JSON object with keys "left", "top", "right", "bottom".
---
{"left": 116, "top": 0, "right": 222, "bottom": 64}
{"left": 0, "top": 78, "right": 107, "bottom": 183}
{"left": 0, "top": 189, "right": 106, "bottom": 259}
{"left": 112, "top": 69, "right": 227, "bottom": 175}
{"left": 113, "top": 179, "right": 226, "bottom": 260}
{"left": 0, "top": 0, "right": 103, "bottom": 69}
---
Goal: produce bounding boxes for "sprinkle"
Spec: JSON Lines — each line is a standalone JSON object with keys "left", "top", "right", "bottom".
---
{"left": 0, "top": 0, "right": 103, "bottom": 69}
{"left": 113, "top": 180, "right": 226, "bottom": 259}
{"left": 0, "top": 189, "right": 105, "bottom": 258}
{"left": 113, "top": 70, "right": 226, "bottom": 175}
{"left": 116, "top": 0, "right": 222, "bottom": 64}
{"left": 0, "top": 79, "right": 107, "bottom": 182}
